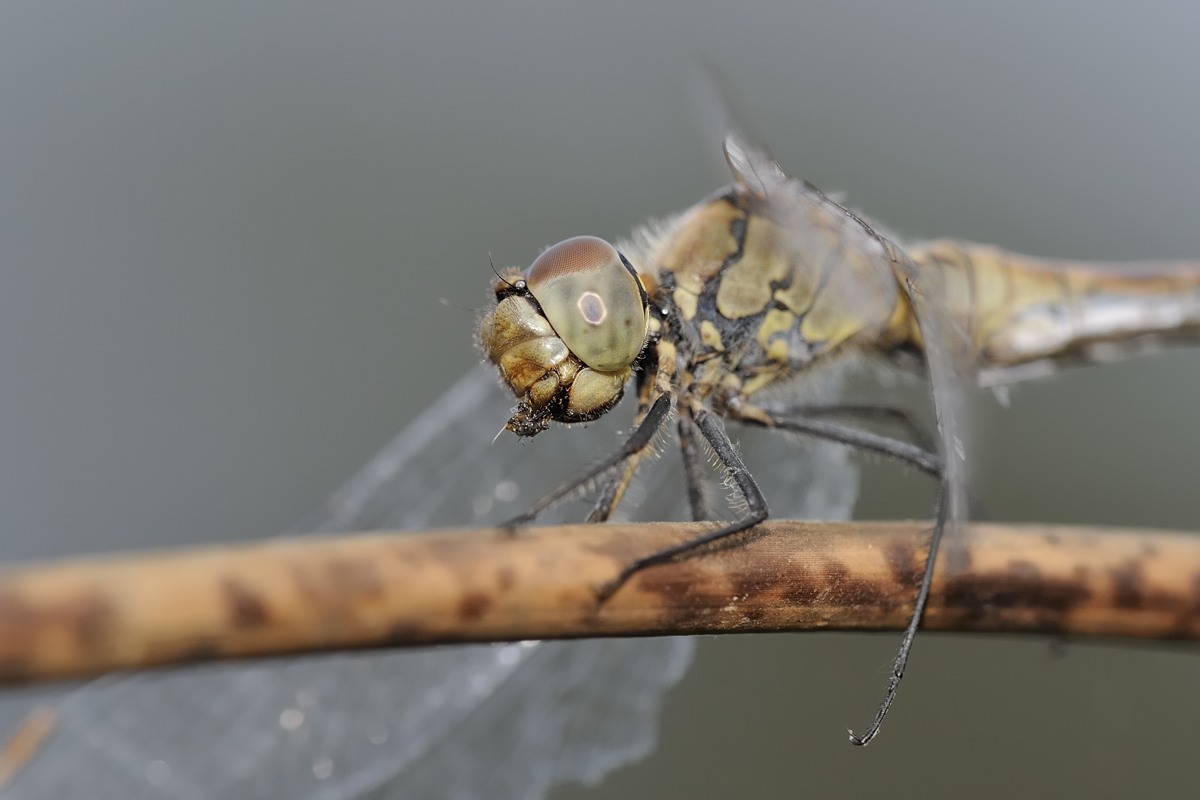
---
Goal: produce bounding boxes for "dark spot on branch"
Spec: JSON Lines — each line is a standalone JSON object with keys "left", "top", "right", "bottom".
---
{"left": 0, "top": 588, "right": 116, "bottom": 668}
{"left": 780, "top": 564, "right": 821, "bottom": 606}
{"left": 942, "top": 562, "right": 1090, "bottom": 632}
{"left": 823, "top": 561, "right": 892, "bottom": 609}
{"left": 222, "top": 578, "right": 270, "bottom": 629}
{"left": 1110, "top": 560, "right": 1144, "bottom": 609}
{"left": 458, "top": 592, "right": 492, "bottom": 622}
{"left": 635, "top": 560, "right": 721, "bottom": 629}
{"left": 0, "top": 588, "right": 114, "bottom": 658}
{"left": 885, "top": 540, "right": 922, "bottom": 589}
{"left": 726, "top": 569, "right": 780, "bottom": 622}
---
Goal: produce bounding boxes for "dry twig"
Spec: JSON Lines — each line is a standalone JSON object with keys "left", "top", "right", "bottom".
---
{"left": 0, "top": 520, "right": 1196, "bottom": 685}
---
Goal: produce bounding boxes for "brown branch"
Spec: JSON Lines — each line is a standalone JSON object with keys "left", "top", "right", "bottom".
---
{"left": 0, "top": 520, "right": 1196, "bottom": 685}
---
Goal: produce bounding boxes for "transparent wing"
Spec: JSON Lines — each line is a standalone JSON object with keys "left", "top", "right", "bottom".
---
{"left": 0, "top": 368, "right": 692, "bottom": 800}
{"left": 0, "top": 364, "right": 858, "bottom": 799}
{"left": 723, "top": 132, "right": 972, "bottom": 539}
{"left": 888, "top": 249, "right": 973, "bottom": 567}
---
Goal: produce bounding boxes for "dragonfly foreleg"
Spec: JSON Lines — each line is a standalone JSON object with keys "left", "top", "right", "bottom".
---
{"left": 585, "top": 447, "right": 646, "bottom": 524}
{"left": 597, "top": 405, "right": 768, "bottom": 601}
{"left": 501, "top": 394, "right": 672, "bottom": 530}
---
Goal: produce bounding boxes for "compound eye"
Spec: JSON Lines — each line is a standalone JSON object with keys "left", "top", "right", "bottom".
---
{"left": 524, "top": 236, "right": 649, "bottom": 372}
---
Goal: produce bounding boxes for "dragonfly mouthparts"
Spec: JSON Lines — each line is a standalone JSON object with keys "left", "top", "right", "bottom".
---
{"left": 505, "top": 402, "right": 553, "bottom": 437}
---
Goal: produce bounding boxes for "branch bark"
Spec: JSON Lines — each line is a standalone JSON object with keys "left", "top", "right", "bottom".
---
{"left": 0, "top": 520, "right": 1196, "bottom": 685}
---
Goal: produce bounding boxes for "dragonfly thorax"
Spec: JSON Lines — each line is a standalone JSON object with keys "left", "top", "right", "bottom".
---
{"left": 480, "top": 236, "right": 651, "bottom": 436}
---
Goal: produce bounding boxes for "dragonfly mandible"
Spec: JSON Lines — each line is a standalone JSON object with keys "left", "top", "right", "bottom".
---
{"left": 3, "top": 135, "right": 1200, "bottom": 799}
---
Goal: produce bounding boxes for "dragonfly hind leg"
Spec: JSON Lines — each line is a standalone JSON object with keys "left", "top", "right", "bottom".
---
{"left": 777, "top": 402, "right": 936, "bottom": 452}
{"left": 752, "top": 401, "right": 988, "bottom": 518}
{"left": 735, "top": 403, "right": 943, "bottom": 477}
{"left": 731, "top": 400, "right": 951, "bottom": 746}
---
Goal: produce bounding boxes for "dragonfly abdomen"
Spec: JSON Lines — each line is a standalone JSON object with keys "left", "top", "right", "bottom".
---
{"left": 910, "top": 240, "right": 1200, "bottom": 379}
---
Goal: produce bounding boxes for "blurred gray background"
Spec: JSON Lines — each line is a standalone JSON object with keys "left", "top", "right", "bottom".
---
{"left": 2, "top": 1, "right": 1199, "bottom": 798}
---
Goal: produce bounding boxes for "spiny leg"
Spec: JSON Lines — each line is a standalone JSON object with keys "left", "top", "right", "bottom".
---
{"left": 585, "top": 453, "right": 643, "bottom": 524}
{"left": 734, "top": 402, "right": 948, "bottom": 747}
{"left": 597, "top": 405, "right": 767, "bottom": 601}
{"left": 588, "top": 340, "right": 675, "bottom": 523}
{"left": 677, "top": 409, "right": 717, "bottom": 522}
{"left": 760, "top": 402, "right": 988, "bottom": 518}
{"left": 597, "top": 403, "right": 945, "bottom": 598}
{"left": 585, "top": 412, "right": 658, "bottom": 524}
{"left": 848, "top": 472, "right": 948, "bottom": 746}
{"left": 736, "top": 405, "right": 942, "bottom": 476}
{"left": 771, "top": 402, "right": 935, "bottom": 452}
{"left": 502, "top": 394, "right": 672, "bottom": 529}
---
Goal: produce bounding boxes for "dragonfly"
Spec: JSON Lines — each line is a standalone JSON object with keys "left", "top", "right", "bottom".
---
{"left": 477, "top": 131, "right": 1200, "bottom": 746}
{"left": 3, "top": 134, "right": 1200, "bottom": 799}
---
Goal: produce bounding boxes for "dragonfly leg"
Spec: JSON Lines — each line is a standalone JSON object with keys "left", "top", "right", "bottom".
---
{"left": 848, "top": 472, "right": 949, "bottom": 746}
{"left": 676, "top": 411, "right": 717, "bottom": 521}
{"left": 584, "top": 333, "right": 680, "bottom": 523}
{"left": 735, "top": 404, "right": 942, "bottom": 476}
{"left": 769, "top": 402, "right": 935, "bottom": 452}
{"left": 585, "top": 444, "right": 648, "bottom": 524}
{"left": 501, "top": 394, "right": 672, "bottom": 529}
{"left": 749, "top": 403, "right": 991, "bottom": 517}
{"left": 733, "top": 401, "right": 952, "bottom": 746}
{"left": 597, "top": 405, "right": 768, "bottom": 601}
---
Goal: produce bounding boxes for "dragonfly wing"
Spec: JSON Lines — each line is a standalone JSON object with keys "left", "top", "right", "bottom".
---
{"left": 722, "top": 133, "right": 787, "bottom": 196}
{"left": 0, "top": 367, "right": 696, "bottom": 800}
{"left": 722, "top": 134, "right": 907, "bottom": 343}
{"left": 0, "top": 192, "right": 863, "bottom": 797}
{"left": 722, "top": 130, "right": 972, "bottom": 555}
{"left": 888, "top": 249, "right": 974, "bottom": 564}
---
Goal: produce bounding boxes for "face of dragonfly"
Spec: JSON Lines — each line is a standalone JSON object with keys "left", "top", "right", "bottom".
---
{"left": 480, "top": 236, "right": 651, "bottom": 437}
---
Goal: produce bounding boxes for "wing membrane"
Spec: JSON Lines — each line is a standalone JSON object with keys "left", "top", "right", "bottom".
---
{"left": 1, "top": 365, "right": 856, "bottom": 799}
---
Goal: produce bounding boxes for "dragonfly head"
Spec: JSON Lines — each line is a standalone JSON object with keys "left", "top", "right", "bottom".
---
{"left": 479, "top": 236, "right": 650, "bottom": 437}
